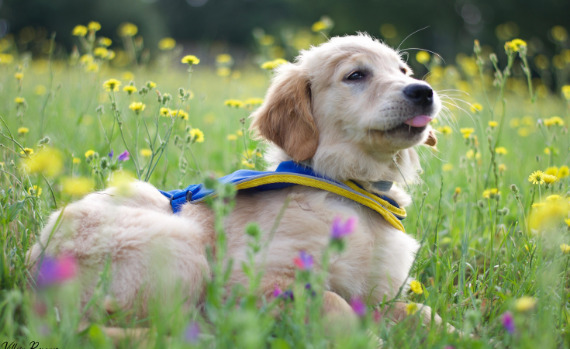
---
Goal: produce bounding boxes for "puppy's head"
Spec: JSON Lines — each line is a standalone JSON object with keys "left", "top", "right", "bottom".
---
{"left": 251, "top": 34, "right": 440, "bottom": 182}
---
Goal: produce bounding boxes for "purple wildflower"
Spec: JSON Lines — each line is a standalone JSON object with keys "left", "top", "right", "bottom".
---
{"left": 36, "top": 254, "right": 77, "bottom": 288}
{"left": 501, "top": 311, "right": 515, "bottom": 334}
{"left": 117, "top": 150, "right": 130, "bottom": 161}
{"left": 108, "top": 150, "right": 114, "bottom": 159}
{"left": 293, "top": 250, "right": 314, "bottom": 270}
{"left": 273, "top": 285, "right": 283, "bottom": 298}
{"left": 184, "top": 321, "right": 201, "bottom": 343}
{"left": 350, "top": 297, "right": 366, "bottom": 317}
{"left": 331, "top": 216, "right": 358, "bottom": 239}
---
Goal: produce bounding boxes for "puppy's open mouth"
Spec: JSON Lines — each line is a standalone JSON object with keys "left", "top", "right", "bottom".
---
{"left": 387, "top": 115, "right": 433, "bottom": 135}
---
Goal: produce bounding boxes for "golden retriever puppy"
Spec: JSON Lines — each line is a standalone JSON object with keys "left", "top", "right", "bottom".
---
{"left": 28, "top": 34, "right": 442, "bottom": 327}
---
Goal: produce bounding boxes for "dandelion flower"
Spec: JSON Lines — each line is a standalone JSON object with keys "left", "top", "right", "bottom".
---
{"left": 482, "top": 188, "right": 499, "bottom": 199}
{"left": 543, "top": 174, "right": 558, "bottom": 184}
{"left": 72, "top": 25, "right": 88, "bottom": 37}
{"left": 528, "top": 170, "right": 545, "bottom": 185}
{"left": 21, "top": 147, "right": 63, "bottom": 177}
{"left": 119, "top": 22, "right": 138, "bottom": 37}
{"left": 261, "top": 58, "right": 288, "bottom": 70}
{"left": 88, "top": 21, "right": 101, "bottom": 32}
{"left": 34, "top": 85, "right": 47, "bottom": 95}
{"left": 514, "top": 296, "right": 536, "bottom": 312}
{"left": 216, "top": 67, "right": 231, "bottom": 77}
{"left": 28, "top": 185, "right": 42, "bottom": 197}
{"left": 158, "top": 37, "right": 176, "bottom": 50}
{"left": 438, "top": 125, "right": 452, "bottom": 135}
{"left": 227, "top": 134, "right": 238, "bottom": 141}
{"left": 505, "top": 38, "right": 527, "bottom": 53}
{"left": 415, "top": 51, "right": 431, "bottom": 64}
{"left": 470, "top": 103, "right": 483, "bottom": 113}
{"left": 94, "top": 47, "right": 108, "bottom": 58}
{"left": 129, "top": 102, "right": 146, "bottom": 113}
{"left": 224, "top": 99, "right": 244, "bottom": 108}
{"left": 181, "top": 55, "right": 200, "bottom": 65}
{"left": 498, "top": 164, "right": 507, "bottom": 173}
{"left": 84, "top": 149, "right": 97, "bottom": 159}
{"left": 311, "top": 20, "right": 331, "bottom": 33}
{"left": 410, "top": 280, "right": 423, "bottom": 295}
{"left": 14, "top": 72, "right": 23, "bottom": 81}
{"left": 528, "top": 196, "right": 569, "bottom": 230}
{"left": 72, "top": 157, "right": 81, "bottom": 165}
{"left": 20, "top": 148, "right": 34, "bottom": 156}
{"left": 18, "top": 127, "right": 29, "bottom": 135}
{"left": 544, "top": 116, "right": 564, "bottom": 127}
{"left": 140, "top": 149, "right": 152, "bottom": 157}
{"left": 146, "top": 81, "right": 157, "bottom": 89}
{"left": 406, "top": 303, "right": 419, "bottom": 315}
{"left": 189, "top": 128, "right": 205, "bottom": 143}
{"left": 123, "top": 85, "right": 137, "bottom": 94}
{"left": 0, "top": 53, "right": 14, "bottom": 64}
{"left": 544, "top": 166, "right": 558, "bottom": 177}
{"left": 495, "top": 147, "right": 508, "bottom": 155}
{"left": 560, "top": 244, "right": 570, "bottom": 254}
{"left": 488, "top": 121, "right": 498, "bottom": 128}
{"left": 98, "top": 37, "right": 112, "bottom": 47}
{"left": 14, "top": 97, "right": 26, "bottom": 105}
{"left": 558, "top": 165, "right": 569, "bottom": 178}
{"left": 442, "top": 163, "right": 453, "bottom": 172}
{"left": 460, "top": 127, "right": 475, "bottom": 138}
{"left": 103, "top": 79, "right": 121, "bottom": 92}
{"left": 61, "top": 177, "right": 95, "bottom": 197}
{"left": 562, "top": 85, "right": 570, "bottom": 100}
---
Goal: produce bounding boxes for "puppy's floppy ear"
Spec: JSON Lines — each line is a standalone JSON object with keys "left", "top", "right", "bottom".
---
{"left": 424, "top": 129, "right": 437, "bottom": 147}
{"left": 250, "top": 63, "right": 318, "bottom": 162}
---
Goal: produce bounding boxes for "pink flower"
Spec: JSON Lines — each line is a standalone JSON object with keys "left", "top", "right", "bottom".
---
{"left": 293, "top": 250, "right": 314, "bottom": 270}
{"left": 350, "top": 297, "right": 366, "bottom": 317}
{"left": 501, "top": 311, "right": 515, "bottom": 334}
{"left": 273, "top": 285, "right": 283, "bottom": 298}
{"left": 36, "top": 254, "right": 77, "bottom": 287}
{"left": 331, "top": 216, "right": 357, "bottom": 239}
{"left": 184, "top": 321, "right": 201, "bottom": 343}
{"left": 117, "top": 150, "right": 130, "bottom": 161}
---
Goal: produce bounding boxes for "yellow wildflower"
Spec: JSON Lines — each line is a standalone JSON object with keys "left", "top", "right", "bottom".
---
{"left": 94, "top": 47, "right": 108, "bottom": 58}
{"left": 544, "top": 116, "right": 564, "bottom": 127}
{"left": 562, "top": 85, "right": 570, "bottom": 100}
{"left": 61, "top": 177, "right": 94, "bottom": 197}
{"left": 505, "top": 38, "right": 527, "bottom": 53}
{"left": 380, "top": 23, "right": 397, "bottom": 39}
{"left": 544, "top": 147, "right": 551, "bottom": 155}
{"left": 495, "top": 147, "right": 508, "bottom": 155}
{"left": 558, "top": 165, "right": 569, "bottom": 178}
{"left": 84, "top": 149, "right": 97, "bottom": 159}
{"left": 470, "top": 103, "right": 483, "bottom": 113}
{"left": 311, "top": 20, "right": 332, "bottom": 32}
{"left": 14, "top": 72, "right": 23, "bottom": 81}
{"left": 241, "top": 159, "right": 255, "bottom": 169}
{"left": 244, "top": 98, "right": 264, "bottom": 107}
{"left": 217, "top": 67, "right": 231, "bottom": 77}
{"left": 72, "top": 157, "right": 81, "bottom": 165}
{"left": 529, "top": 196, "right": 569, "bottom": 231}
{"left": 21, "top": 147, "right": 63, "bottom": 177}
{"left": 140, "top": 149, "right": 152, "bottom": 157}
{"left": 14, "top": 97, "right": 25, "bottom": 105}
{"left": 34, "top": 85, "right": 47, "bottom": 95}
{"left": 146, "top": 81, "right": 157, "bottom": 89}
{"left": 454, "top": 187, "right": 462, "bottom": 195}
{"left": 20, "top": 148, "right": 34, "bottom": 156}
{"left": 410, "top": 280, "right": 423, "bottom": 295}
{"left": 227, "top": 134, "right": 238, "bottom": 141}
{"left": 236, "top": 130, "right": 244, "bottom": 137}
{"left": 488, "top": 121, "right": 498, "bottom": 128}
{"left": 0, "top": 53, "right": 14, "bottom": 64}
{"left": 224, "top": 99, "right": 244, "bottom": 108}
{"left": 17, "top": 127, "right": 29, "bottom": 135}
{"left": 442, "top": 164, "right": 453, "bottom": 172}
{"left": 482, "top": 188, "right": 499, "bottom": 199}
{"left": 543, "top": 174, "right": 558, "bottom": 184}
{"left": 85, "top": 62, "right": 99, "bottom": 73}
{"left": 438, "top": 125, "right": 452, "bottom": 135}
{"left": 189, "top": 128, "right": 205, "bottom": 143}
{"left": 129, "top": 102, "right": 146, "bottom": 113}
{"left": 160, "top": 107, "right": 171, "bottom": 117}
{"left": 216, "top": 54, "right": 233, "bottom": 64}
{"left": 123, "top": 85, "right": 137, "bottom": 95}
{"left": 544, "top": 166, "right": 558, "bottom": 177}
{"left": 514, "top": 296, "right": 536, "bottom": 312}
{"left": 28, "top": 185, "right": 42, "bottom": 197}
{"left": 415, "top": 51, "right": 430, "bottom": 64}
{"left": 103, "top": 79, "right": 121, "bottom": 92}
{"left": 119, "top": 22, "right": 138, "bottom": 37}
{"left": 498, "top": 164, "right": 507, "bottom": 173}
{"left": 72, "top": 25, "right": 88, "bottom": 37}
{"left": 406, "top": 303, "right": 419, "bottom": 315}
{"left": 108, "top": 170, "right": 136, "bottom": 197}
{"left": 528, "top": 170, "right": 545, "bottom": 185}
{"left": 560, "top": 244, "right": 570, "bottom": 254}
{"left": 261, "top": 58, "right": 288, "bottom": 70}
{"left": 460, "top": 128, "right": 475, "bottom": 138}
{"left": 551, "top": 26, "right": 568, "bottom": 42}
{"left": 158, "top": 37, "right": 176, "bottom": 50}
{"left": 88, "top": 21, "right": 101, "bottom": 32}
{"left": 98, "top": 37, "right": 112, "bottom": 47}
{"left": 181, "top": 55, "right": 200, "bottom": 65}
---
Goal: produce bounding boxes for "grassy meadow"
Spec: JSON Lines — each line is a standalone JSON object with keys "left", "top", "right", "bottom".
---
{"left": 1, "top": 21, "right": 569, "bottom": 348}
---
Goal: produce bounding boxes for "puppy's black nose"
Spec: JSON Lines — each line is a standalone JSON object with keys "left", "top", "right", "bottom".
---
{"left": 403, "top": 84, "right": 433, "bottom": 106}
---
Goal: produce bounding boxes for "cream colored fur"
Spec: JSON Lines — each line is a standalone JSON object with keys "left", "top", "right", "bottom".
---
{"left": 28, "top": 34, "right": 443, "bottom": 326}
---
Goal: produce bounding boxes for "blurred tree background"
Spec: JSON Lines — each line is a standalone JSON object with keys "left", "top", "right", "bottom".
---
{"left": 1, "top": 0, "right": 569, "bottom": 62}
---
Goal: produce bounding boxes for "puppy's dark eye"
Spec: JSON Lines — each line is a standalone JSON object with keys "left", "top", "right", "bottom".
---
{"left": 400, "top": 67, "right": 408, "bottom": 74}
{"left": 346, "top": 71, "right": 366, "bottom": 81}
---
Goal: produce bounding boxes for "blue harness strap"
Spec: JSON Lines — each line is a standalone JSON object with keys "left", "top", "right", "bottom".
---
{"left": 160, "top": 161, "right": 407, "bottom": 232}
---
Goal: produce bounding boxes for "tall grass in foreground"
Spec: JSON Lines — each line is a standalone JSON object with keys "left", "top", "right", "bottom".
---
{"left": 1, "top": 22, "right": 569, "bottom": 348}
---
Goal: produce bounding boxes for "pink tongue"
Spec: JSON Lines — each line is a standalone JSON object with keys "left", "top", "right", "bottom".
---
{"left": 404, "top": 115, "right": 433, "bottom": 127}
